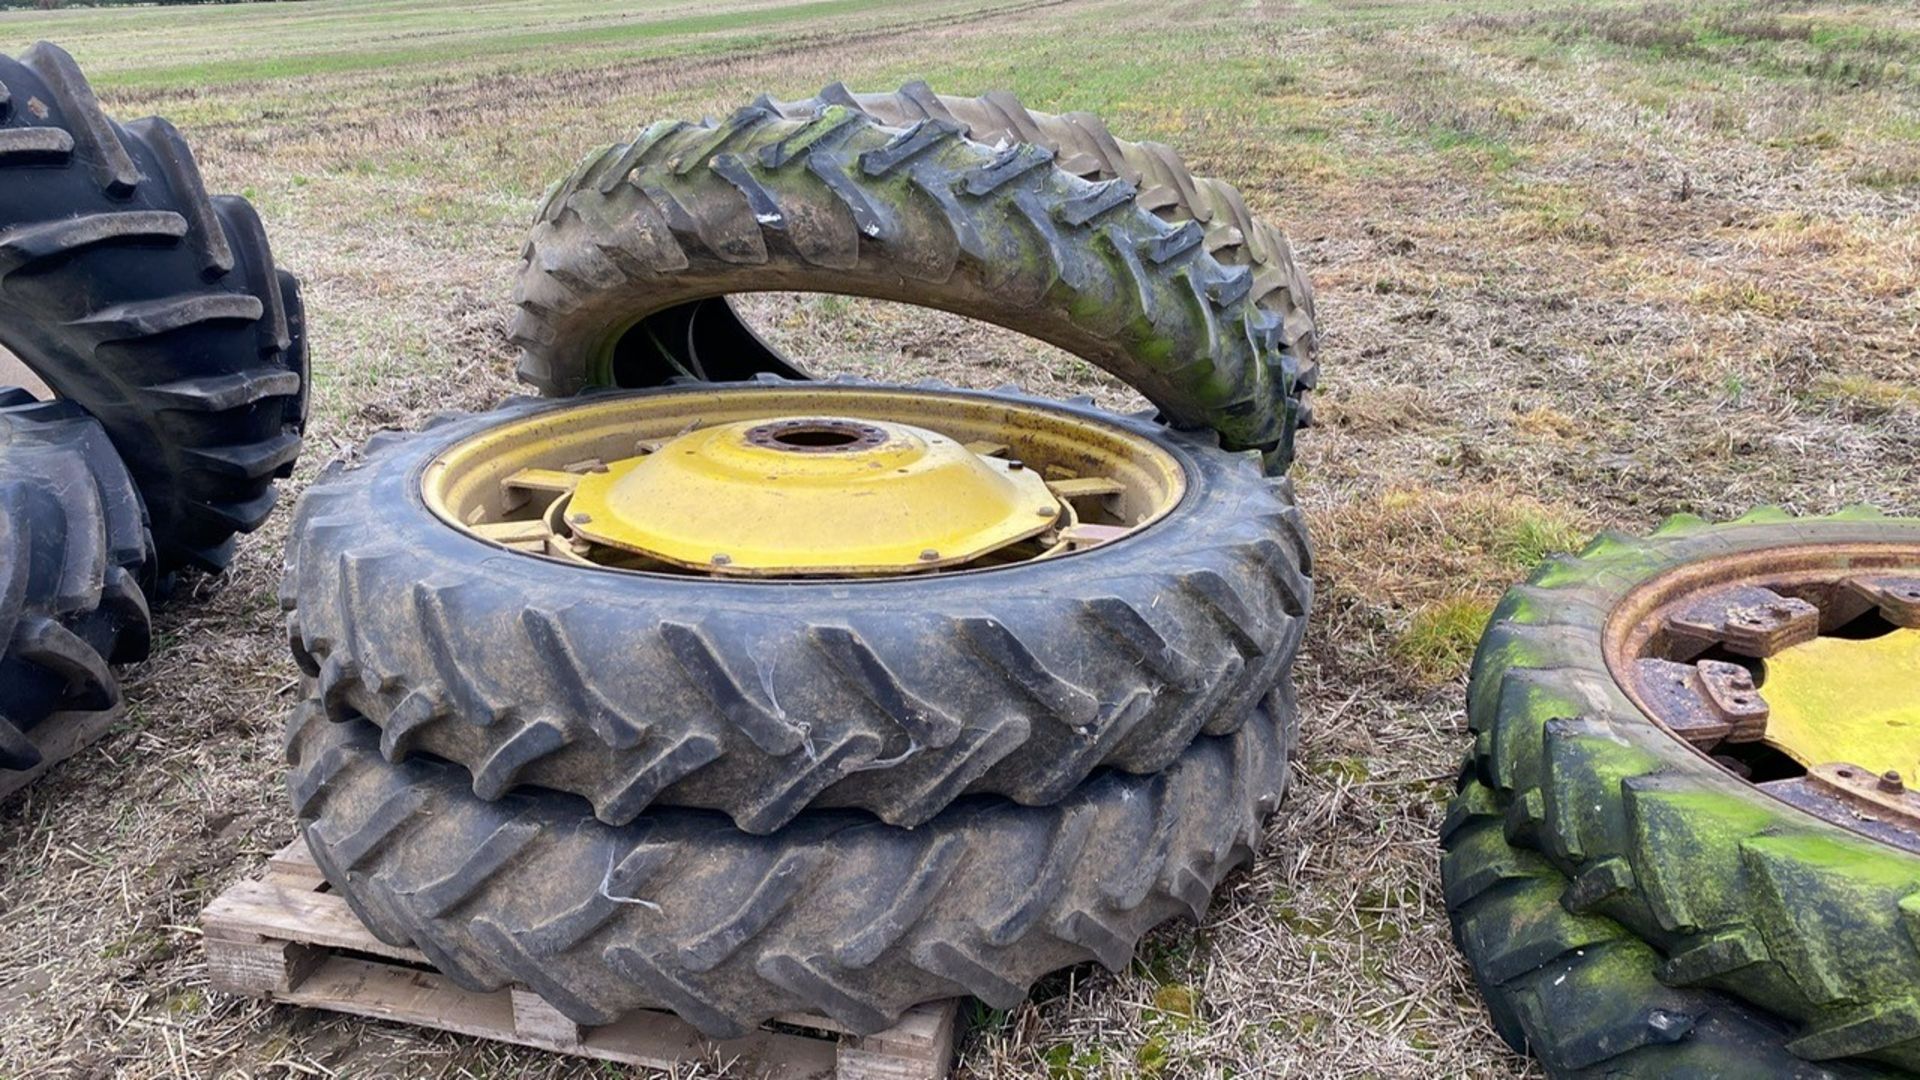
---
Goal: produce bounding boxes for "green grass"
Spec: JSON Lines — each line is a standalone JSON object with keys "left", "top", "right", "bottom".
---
{"left": 96, "top": 0, "right": 917, "bottom": 89}
{"left": 1395, "top": 596, "right": 1498, "bottom": 683}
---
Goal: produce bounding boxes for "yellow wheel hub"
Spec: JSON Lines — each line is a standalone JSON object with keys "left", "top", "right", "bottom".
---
{"left": 418, "top": 385, "right": 1187, "bottom": 580}
{"left": 1761, "top": 628, "right": 1920, "bottom": 781}
{"left": 566, "top": 416, "right": 1062, "bottom": 575}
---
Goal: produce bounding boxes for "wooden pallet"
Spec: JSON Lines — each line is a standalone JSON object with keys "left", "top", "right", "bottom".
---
{"left": 202, "top": 842, "right": 959, "bottom": 1079}
{"left": 0, "top": 705, "right": 122, "bottom": 803}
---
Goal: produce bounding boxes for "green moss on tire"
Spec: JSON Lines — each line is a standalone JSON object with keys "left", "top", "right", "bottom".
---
{"left": 1447, "top": 511, "right": 1920, "bottom": 1075}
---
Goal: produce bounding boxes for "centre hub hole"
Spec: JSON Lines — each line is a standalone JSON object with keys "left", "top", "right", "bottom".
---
{"left": 774, "top": 427, "right": 863, "bottom": 448}
{"left": 747, "top": 419, "right": 889, "bottom": 453}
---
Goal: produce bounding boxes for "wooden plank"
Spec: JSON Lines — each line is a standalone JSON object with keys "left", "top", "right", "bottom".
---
{"left": 276, "top": 956, "right": 838, "bottom": 1079}
{"left": 206, "top": 939, "right": 324, "bottom": 996}
{"left": 840, "top": 1002, "right": 958, "bottom": 1080}
{"left": 203, "top": 877, "right": 420, "bottom": 965}
{"left": 511, "top": 989, "right": 583, "bottom": 1044}
{"left": 264, "top": 840, "right": 322, "bottom": 883}
{"left": 0, "top": 706, "right": 122, "bottom": 803}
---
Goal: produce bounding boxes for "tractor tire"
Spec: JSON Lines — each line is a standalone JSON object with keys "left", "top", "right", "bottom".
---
{"left": 510, "top": 100, "right": 1303, "bottom": 467}
{"left": 283, "top": 382, "right": 1311, "bottom": 833}
{"left": 767, "top": 82, "right": 1319, "bottom": 427}
{"left": 286, "top": 677, "right": 1296, "bottom": 1039}
{"left": 0, "top": 42, "right": 306, "bottom": 573}
{"left": 1451, "top": 508, "right": 1920, "bottom": 1075}
{"left": 1445, "top": 779, "right": 1886, "bottom": 1079}
{"left": 0, "top": 391, "right": 151, "bottom": 772}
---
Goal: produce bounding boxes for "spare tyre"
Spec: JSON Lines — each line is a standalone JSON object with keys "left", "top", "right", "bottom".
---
{"left": 283, "top": 381, "right": 1310, "bottom": 833}
{"left": 510, "top": 98, "right": 1304, "bottom": 468}
{"left": 1444, "top": 775, "right": 1882, "bottom": 1079}
{"left": 288, "top": 672, "right": 1296, "bottom": 1038}
{"left": 0, "top": 390, "right": 151, "bottom": 773}
{"left": 1448, "top": 508, "right": 1920, "bottom": 1075}
{"left": 770, "top": 83, "right": 1320, "bottom": 425}
{"left": 0, "top": 42, "right": 307, "bottom": 573}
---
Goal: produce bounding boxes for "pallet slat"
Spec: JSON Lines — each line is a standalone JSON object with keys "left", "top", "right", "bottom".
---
{"left": 203, "top": 841, "right": 957, "bottom": 1078}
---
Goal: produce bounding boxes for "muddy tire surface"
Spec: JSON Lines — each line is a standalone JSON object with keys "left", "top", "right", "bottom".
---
{"left": 288, "top": 677, "right": 1297, "bottom": 1039}
{"left": 1448, "top": 508, "right": 1920, "bottom": 1076}
{"left": 0, "top": 392, "right": 151, "bottom": 772}
{"left": 0, "top": 42, "right": 306, "bottom": 573}
{"left": 283, "top": 383, "right": 1311, "bottom": 833}
{"left": 770, "top": 83, "right": 1319, "bottom": 424}
{"left": 511, "top": 100, "right": 1304, "bottom": 467}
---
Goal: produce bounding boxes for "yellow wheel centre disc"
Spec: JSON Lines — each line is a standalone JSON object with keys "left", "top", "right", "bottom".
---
{"left": 1762, "top": 628, "right": 1920, "bottom": 780}
{"left": 565, "top": 416, "right": 1064, "bottom": 576}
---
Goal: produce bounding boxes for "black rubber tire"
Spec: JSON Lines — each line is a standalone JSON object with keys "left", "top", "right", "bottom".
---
{"left": 282, "top": 382, "right": 1311, "bottom": 833}
{"left": 287, "top": 675, "right": 1296, "bottom": 1039}
{"left": 1452, "top": 508, "right": 1920, "bottom": 1075}
{"left": 510, "top": 100, "right": 1302, "bottom": 467}
{"left": 1445, "top": 778, "right": 1890, "bottom": 1079}
{"left": 0, "top": 42, "right": 306, "bottom": 573}
{"left": 0, "top": 390, "right": 151, "bottom": 772}
{"left": 767, "top": 83, "right": 1320, "bottom": 428}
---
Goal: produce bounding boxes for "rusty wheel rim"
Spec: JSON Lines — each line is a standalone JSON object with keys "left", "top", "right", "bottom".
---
{"left": 1604, "top": 542, "right": 1920, "bottom": 852}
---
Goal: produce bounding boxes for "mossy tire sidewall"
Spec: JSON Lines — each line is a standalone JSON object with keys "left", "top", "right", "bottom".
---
{"left": 1460, "top": 510, "right": 1920, "bottom": 1073}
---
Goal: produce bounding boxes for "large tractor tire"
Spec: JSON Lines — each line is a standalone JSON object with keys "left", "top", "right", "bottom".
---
{"left": 283, "top": 382, "right": 1311, "bottom": 833}
{"left": 1447, "top": 508, "right": 1920, "bottom": 1076}
{"left": 1445, "top": 779, "right": 1884, "bottom": 1078}
{"left": 287, "top": 674, "right": 1296, "bottom": 1038}
{"left": 0, "top": 391, "right": 151, "bottom": 772}
{"left": 510, "top": 99, "right": 1304, "bottom": 467}
{"left": 767, "top": 82, "right": 1319, "bottom": 426}
{"left": 0, "top": 42, "right": 307, "bottom": 573}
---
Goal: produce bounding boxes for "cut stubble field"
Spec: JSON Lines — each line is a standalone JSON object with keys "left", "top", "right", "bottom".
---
{"left": 0, "top": 0, "right": 1916, "bottom": 1076}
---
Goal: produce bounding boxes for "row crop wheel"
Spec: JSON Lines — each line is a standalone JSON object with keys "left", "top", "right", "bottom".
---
{"left": 283, "top": 380, "right": 1311, "bottom": 833}
{"left": 290, "top": 658, "right": 1295, "bottom": 1038}
{"left": 767, "top": 82, "right": 1320, "bottom": 427}
{"left": 1445, "top": 508, "right": 1920, "bottom": 1076}
{"left": 510, "top": 91, "right": 1309, "bottom": 469}
{"left": 0, "top": 42, "right": 306, "bottom": 573}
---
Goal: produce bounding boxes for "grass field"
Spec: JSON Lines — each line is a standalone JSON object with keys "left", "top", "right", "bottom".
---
{"left": 1, "top": 0, "right": 1917, "bottom": 1075}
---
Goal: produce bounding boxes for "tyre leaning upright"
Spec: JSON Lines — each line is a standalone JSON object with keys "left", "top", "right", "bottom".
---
{"left": 0, "top": 42, "right": 307, "bottom": 574}
{"left": 511, "top": 92, "right": 1312, "bottom": 468}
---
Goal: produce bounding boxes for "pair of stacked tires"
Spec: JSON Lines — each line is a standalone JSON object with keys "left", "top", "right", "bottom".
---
{"left": 280, "top": 85, "right": 1318, "bottom": 1036}
{"left": 0, "top": 44, "right": 305, "bottom": 779}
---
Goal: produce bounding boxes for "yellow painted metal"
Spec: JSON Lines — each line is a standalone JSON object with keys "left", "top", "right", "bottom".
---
{"left": 420, "top": 385, "right": 1187, "bottom": 579}
{"left": 566, "top": 416, "right": 1061, "bottom": 575}
{"left": 1762, "top": 628, "right": 1920, "bottom": 779}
